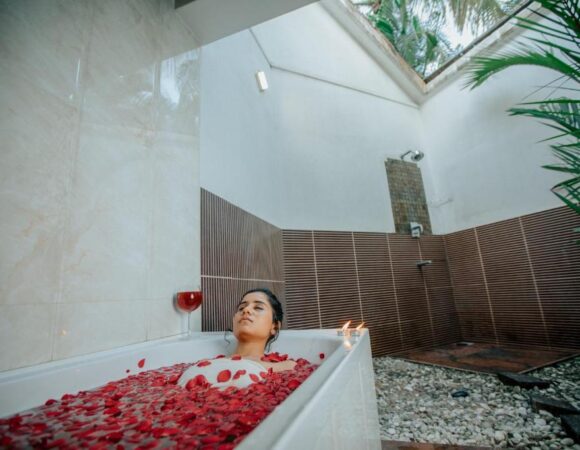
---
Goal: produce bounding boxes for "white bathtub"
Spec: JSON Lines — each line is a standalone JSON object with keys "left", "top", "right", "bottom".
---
{"left": 0, "top": 329, "right": 381, "bottom": 450}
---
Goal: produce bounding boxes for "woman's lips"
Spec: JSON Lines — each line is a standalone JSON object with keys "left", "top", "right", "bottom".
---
{"left": 239, "top": 317, "right": 253, "bottom": 323}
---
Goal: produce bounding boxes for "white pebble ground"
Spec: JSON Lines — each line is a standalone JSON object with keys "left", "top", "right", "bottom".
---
{"left": 373, "top": 356, "right": 580, "bottom": 449}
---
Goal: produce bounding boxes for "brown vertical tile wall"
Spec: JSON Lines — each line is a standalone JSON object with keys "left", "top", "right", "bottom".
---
{"left": 521, "top": 207, "right": 580, "bottom": 349}
{"left": 283, "top": 230, "right": 459, "bottom": 357}
{"left": 444, "top": 229, "right": 496, "bottom": 343}
{"left": 446, "top": 206, "right": 580, "bottom": 349}
{"left": 354, "top": 233, "right": 401, "bottom": 356}
{"left": 282, "top": 231, "right": 321, "bottom": 330}
{"left": 313, "top": 232, "right": 363, "bottom": 328}
{"left": 202, "top": 189, "right": 579, "bottom": 354}
{"left": 388, "top": 234, "right": 434, "bottom": 350}
{"left": 419, "top": 236, "right": 462, "bottom": 346}
{"left": 201, "top": 189, "right": 286, "bottom": 331}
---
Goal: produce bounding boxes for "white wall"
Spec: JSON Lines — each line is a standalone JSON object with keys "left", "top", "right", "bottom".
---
{"left": 201, "top": 3, "right": 423, "bottom": 232}
{"left": 201, "top": 2, "right": 573, "bottom": 235}
{"left": 0, "top": 0, "right": 201, "bottom": 372}
{"left": 420, "top": 59, "right": 572, "bottom": 233}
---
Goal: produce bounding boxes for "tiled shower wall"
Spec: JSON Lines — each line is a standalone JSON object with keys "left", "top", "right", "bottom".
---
{"left": 283, "top": 231, "right": 460, "bottom": 356}
{"left": 201, "top": 190, "right": 286, "bottom": 331}
{"left": 445, "top": 206, "right": 580, "bottom": 350}
{"left": 201, "top": 190, "right": 460, "bottom": 356}
{"left": 202, "top": 190, "right": 580, "bottom": 355}
{"left": 385, "top": 159, "right": 432, "bottom": 235}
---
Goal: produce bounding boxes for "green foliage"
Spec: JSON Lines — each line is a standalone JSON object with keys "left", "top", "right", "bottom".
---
{"left": 362, "top": 0, "right": 458, "bottom": 77}
{"left": 352, "top": 0, "right": 521, "bottom": 77}
{"left": 464, "top": 0, "right": 580, "bottom": 241}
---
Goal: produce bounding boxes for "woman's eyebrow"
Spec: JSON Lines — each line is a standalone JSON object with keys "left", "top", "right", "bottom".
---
{"left": 237, "top": 300, "right": 266, "bottom": 307}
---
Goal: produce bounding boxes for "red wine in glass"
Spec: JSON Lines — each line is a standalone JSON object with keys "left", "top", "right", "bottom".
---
{"left": 176, "top": 291, "right": 203, "bottom": 313}
{"left": 176, "top": 291, "right": 202, "bottom": 336}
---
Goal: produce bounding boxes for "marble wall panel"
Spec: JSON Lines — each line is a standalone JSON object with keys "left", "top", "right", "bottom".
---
{"left": 0, "top": 0, "right": 201, "bottom": 372}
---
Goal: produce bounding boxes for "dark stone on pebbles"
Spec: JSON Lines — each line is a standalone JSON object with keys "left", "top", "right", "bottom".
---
{"left": 530, "top": 394, "right": 580, "bottom": 417}
{"left": 497, "top": 372, "right": 551, "bottom": 389}
{"left": 561, "top": 415, "right": 580, "bottom": 443}
{"left": 451, "top": 389, "right": 469, "bottom": 398}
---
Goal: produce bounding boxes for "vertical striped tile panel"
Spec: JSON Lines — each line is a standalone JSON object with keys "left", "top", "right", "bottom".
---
{"left": 477, "top": 218, "right": 548, "bottom": 347}
{"left": 388, "top": 234, "right": 424, "bottom": 286}
{"left": 353, "top": 232, "right": 402, "bottom": 356}
{"left": 522, "top": 207, "right": 580, "bottom": 348}
{"left": 427, "top": 287, "right": 462, "bottom": 345}
{"left": 419, "top": 236, "right": 461, "bottom": 346}
{"left": 451, "top": 285, "right": 496, "bottom": 343}
{"left": 419, "top": 236, "right": 452, "bottom": 288}
{"left": 200, "top": 189, "right": 285, "bottom": 332}
{"left": 313, "top": 231, "right": 363, "bottom": 329}
{"left": 486, "top": 281, "right": 549, "bottom": 346}
{"left": 282, "top": 230, "right": 321, "bottom": 330}
{"left": 444, "top": 229, "right": 493, "bottom": 343}
{"left": 388, "top": 234, "right": 434, "bottom": 349}
{"left": 445, "top": 229, "right": 487, "bottom": 286}
{"left": 201, "top": 189, "right": 283, "bottom": 281}
{"left": 444, "top": 206, "right": 580, "bottom": 350}
{"left": 477, "top": 218, "right": 534, "bottom": 285}
{"left": 536, "top": 277, "right": 580, "bottom": 348}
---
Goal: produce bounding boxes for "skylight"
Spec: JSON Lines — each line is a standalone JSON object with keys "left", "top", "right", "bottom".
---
{"left": 350, "top": 0, "right": 529, "bottom": 80}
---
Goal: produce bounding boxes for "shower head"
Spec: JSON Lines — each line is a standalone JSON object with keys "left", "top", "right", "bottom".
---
{"left": 400, "top": 150, "right": 424, "bottom": 162}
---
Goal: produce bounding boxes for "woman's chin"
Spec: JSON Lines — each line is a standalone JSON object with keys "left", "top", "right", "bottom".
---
{"left": 235, "top": 329, "right": 268, "bottom": 341}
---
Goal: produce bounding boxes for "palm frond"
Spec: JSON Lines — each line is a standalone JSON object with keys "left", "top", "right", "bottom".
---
{"left": 465, "top": 49, "right": 580, "bottom": 89}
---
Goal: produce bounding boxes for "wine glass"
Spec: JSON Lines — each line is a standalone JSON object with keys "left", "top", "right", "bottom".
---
{"left": 175, "top": 291, "right": 203, "bottom": 336}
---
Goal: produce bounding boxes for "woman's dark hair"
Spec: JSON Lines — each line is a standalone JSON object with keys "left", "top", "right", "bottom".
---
{"left": 224, "top": 288, "right": 284, "bottom": 353}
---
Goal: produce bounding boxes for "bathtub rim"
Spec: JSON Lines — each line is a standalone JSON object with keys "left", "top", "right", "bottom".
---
{"left": 237, "top": 330, "right": 371, "bottom": 450}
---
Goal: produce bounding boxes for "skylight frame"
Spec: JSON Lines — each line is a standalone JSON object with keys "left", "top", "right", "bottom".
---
{"left": 349, "top": 0, "right": 536, "bottom": 83}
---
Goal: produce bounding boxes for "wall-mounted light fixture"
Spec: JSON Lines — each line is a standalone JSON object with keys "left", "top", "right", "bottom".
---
{"left": 255, "top": 70, "right": 268, "bottom": 92}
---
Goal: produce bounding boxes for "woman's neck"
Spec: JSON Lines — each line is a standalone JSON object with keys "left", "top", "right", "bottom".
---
{"left": 233, "top": 341, "right": 265, "bottom": 358}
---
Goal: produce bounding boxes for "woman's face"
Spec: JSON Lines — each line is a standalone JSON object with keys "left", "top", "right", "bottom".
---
{"left": 233, "top": 292, "right": 278, "bottom": 343}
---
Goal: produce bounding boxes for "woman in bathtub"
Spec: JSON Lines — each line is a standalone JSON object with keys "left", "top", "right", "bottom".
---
{"left": 178, "top": 288, "right": 296, "bottom": 389}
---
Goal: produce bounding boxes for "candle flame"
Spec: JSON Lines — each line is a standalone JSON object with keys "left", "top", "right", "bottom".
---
{"left": 341, "top": 321, "right": 351, "bottom": 332}
{"left": 355, "top": 322, "right": 365, "bottom": 331}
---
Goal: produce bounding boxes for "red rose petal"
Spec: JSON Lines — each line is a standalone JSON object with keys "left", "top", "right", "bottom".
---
{"left": 288, "top": 379, "right": 301, "bottom": 389}
{"left": 231, "top": 355, "right": 241, "bottom": 360}
{"left": 319, "top": 352, "right": 325, "bottom": 359}
{"left": 152, "top": 427, "right": 179, "bottom": 438}
{"left": 233, "top": 369, "right": 247, "bottom": 380}
{"left": 197, "top": 360, "right": 211, "bottom": 367}
{"left": 249, "top": 373, "right": 260, "bottom": 383}
{"left": 0, "top": 350, "right": 318, "bottom": 448}
{"left": 138, "top": 358, "right": 146, "bottom": 368}
{"left": 215, "top": 354, "right": 226, "bottom": 359}
{"left": 104, "top": 431, "right": 124, "bottom": 442}
{"left": 46, "top": 438, "right": 67, "bottom": 448}
{"left": 136, "top": 420, "right": 152, "bottom": 432}
{"left": 217, "top": 370, "right": 231, "bottom": 383}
